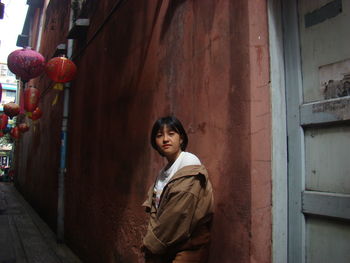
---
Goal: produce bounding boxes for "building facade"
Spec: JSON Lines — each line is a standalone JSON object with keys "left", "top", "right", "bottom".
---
{"left": 0, "top": 62, "right": 18, "bottom": 169}
{"left": 0, "top": 62, "right": 18, "bottom": 109}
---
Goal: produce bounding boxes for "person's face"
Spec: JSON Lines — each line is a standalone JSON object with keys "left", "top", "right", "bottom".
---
{"left": 155, "top": 125, "right": 183, "bottom": 162}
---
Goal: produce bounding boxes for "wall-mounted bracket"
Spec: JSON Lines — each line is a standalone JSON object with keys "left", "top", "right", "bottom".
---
{"left": 16, "top": 34, "right": 29, "bottom": 47}
{"left": 26, "top": 0, "right": 44, "bottom": 8}
{"left": 53, "top": 44, "right": 67, "bottom": 57}
{"left": 67, "top": 18, "right": 90, "bottom": 39}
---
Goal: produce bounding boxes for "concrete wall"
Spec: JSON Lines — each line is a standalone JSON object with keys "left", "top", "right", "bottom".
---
{"left": 15, "top": 0, "right": 272, "bottom": 262}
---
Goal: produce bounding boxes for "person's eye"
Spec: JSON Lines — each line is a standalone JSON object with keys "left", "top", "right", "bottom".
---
{"left": 169, "top": 132, "right": 175, "bottom": 136}
{"left": 156, "top": 133, "right": 162, "bottom": 138}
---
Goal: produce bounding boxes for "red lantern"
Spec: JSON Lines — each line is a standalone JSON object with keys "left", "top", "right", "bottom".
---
{"left": 7, "top": 47, "right": 45, "bottom": 81}
{"left": 24, "top": 87, "right": 40, "bottom": 113}
{"left": 4, "top": 102, "right": 20, "bottom": 119}
{"left": 0, "top": 114, "right": 8, "bottom": 130}
{"left": 45, "top": 56, "right": 77, "bottom": 84}
{"left": 28, "top": 107, "right": 42, "bottom": 121}
{"left": 18, "top": 123, "right": 30, "bottom": 133}
{"left": 10, "top": 127, "right": 20, "bottom": 139}
{"left": 46, "top": 56, "right": 77, "bottom": 105}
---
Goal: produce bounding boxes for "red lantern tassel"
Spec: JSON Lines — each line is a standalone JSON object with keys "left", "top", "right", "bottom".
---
{"left": 53, "top": 83, "right": 64, "bottom": 91}
{"left": 52, "top": 94, "right": 59, "bottom": 106}
{"left": 52, "top": 83, "right": 63, "bottom": 106}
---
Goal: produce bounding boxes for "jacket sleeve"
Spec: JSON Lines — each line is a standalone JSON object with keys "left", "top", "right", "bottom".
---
{"left": 142, "top": 185, "right": 154, "bottom": 212}
{"left": 143, "top": 188, "right": 199, "bottom": 254}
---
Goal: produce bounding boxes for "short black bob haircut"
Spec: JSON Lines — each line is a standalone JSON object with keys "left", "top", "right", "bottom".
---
{"left": 150, "top": 116, "right": 188, "bottom": 155}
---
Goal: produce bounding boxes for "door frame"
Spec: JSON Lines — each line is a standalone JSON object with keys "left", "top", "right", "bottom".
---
{"left": 268, "top": 0, "right": 305, "bottom": 262}
{"left": 282, "top": 0, "right": 306, "bottom": 262}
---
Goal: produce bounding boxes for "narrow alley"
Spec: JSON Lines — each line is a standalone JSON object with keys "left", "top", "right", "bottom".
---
{"left": 0, "top": 182, "right": 80, "bottom": 263}
{"left": 1, "top": 0, "right": 350, "bottom": 262}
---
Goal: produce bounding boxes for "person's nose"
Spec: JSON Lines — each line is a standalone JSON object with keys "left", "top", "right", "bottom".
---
{"left": 163, "top": 134, "right": 170, "bottom": 143}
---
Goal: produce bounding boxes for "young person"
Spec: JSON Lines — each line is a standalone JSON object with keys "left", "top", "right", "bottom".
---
{"left": 142, "top": 116, "right": 214, "bottom": 263}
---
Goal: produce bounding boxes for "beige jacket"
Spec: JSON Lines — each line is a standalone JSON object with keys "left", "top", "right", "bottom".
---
{"left": 142, "top": 165, "right": 214, "bottom": 255}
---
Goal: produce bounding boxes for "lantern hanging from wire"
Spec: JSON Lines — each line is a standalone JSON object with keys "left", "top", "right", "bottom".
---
{"left": 45, "top": 56, "right": 77, "bottom": 105}
{"left": 10, "top": 126, "right": 20, "bottom": 139}
{"left": 3, "top": 102, "right": 20, "bottom": 119}
{"left": 0, "top": 114, "right": 8, "bottom": 130}
{"left": 7, "top": 47, "right": 45, "bottom": 83}
{"left": 28, "top": 107, "right": 42, "bottom": 121}
{"left": 24, "top": 86, "right": 40, "bottom": 114}
{"left": 27, "top": 107, "right": 42, "bottom": 133}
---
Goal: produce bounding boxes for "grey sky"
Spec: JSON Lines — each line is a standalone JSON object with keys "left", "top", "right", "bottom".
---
{"left": 0, "top": 0, "right": 28, "bottom": 63}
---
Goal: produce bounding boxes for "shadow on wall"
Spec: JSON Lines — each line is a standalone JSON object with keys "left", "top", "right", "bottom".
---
{"left": 64, "top": 1, "right": 172, "bottom": 262}
{"left": 208, "top": 1, "right": 252, "bottom": 262}
{"left": 160, "top": 0, "right": 187, "bottom": 42}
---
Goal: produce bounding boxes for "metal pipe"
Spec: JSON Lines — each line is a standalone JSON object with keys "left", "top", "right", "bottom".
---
{"left": 57, "top": 84, "right": 69, "bottom": 242}
{"left": 57, "top": 2, "right": 75, "bottom": 242}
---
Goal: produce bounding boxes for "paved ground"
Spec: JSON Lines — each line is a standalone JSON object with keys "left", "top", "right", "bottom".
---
{"left": 0, "top": 182, "right": 81, "bottom": 263}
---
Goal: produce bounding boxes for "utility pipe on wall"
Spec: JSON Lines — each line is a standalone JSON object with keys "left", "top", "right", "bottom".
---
{"left": 57, "top": 83, "right": 70, "bottom": 242}
{"left": 57, "top": 2, "right": 75, "bottom": 242}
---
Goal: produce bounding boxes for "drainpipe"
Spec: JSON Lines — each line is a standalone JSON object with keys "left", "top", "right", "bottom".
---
{"left": 57, "top": 3, "right": 75, "bottom": 243}
{"left": 57, "top": 84, "right": 69, "bottom": 242}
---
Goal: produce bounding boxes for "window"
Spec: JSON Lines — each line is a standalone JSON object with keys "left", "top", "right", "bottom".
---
{"left": 7, "top": 70, "right": 15, "bottom": 77}
{"left": 5, "top": 90, "right": 16, "bottom": 100}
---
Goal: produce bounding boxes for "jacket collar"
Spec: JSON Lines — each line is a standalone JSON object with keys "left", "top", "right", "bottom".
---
{"left": 169, "top": 164, "right": 209, "bottom": 182}
{"left": 142, "top": 165, "right": 209, "bottom": 210}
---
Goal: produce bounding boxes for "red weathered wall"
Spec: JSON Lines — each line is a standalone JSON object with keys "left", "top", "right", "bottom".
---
{"left": 15, "top": 0, "right": 271, "bottom": 262}
{"left": 247, "top": 1, "right": 271, "bottom": 261}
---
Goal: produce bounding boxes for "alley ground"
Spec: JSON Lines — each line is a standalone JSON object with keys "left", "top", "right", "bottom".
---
{"left": 0, "top": 182, "right": 81, "bottom": 263}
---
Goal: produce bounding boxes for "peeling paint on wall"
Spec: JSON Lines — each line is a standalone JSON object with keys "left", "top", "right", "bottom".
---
{"left": 319, "top": 59, "right": 350, "bottom": 99}
{"left": 323, "top": 74, "right": 350, "bottom": 99}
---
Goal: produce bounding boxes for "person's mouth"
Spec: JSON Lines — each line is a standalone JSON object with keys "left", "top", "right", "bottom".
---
{"left": 162, "top": 144, "right": 171, "bottom": 148}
